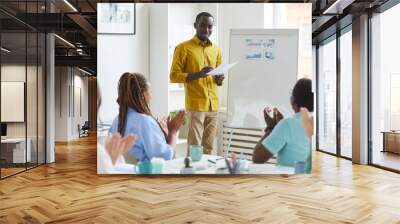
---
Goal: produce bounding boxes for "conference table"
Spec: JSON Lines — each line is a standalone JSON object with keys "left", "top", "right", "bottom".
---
{"left": 111, "top": 155, "right": 295, "bottom": 175}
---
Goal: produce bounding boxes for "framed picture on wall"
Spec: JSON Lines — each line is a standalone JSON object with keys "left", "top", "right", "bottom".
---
{"left": 97, "top": 3, "right": 136, "bottom": 35}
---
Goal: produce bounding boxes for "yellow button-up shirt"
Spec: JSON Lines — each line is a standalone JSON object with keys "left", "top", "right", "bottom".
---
{"left": 170, "top": 36, "right": 222, "bottom": 111}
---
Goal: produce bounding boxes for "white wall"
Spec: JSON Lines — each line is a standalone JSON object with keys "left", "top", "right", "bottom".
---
{"left": 149, "top": 3, "right": 169, "bottom": 119}
{"left": 72, "top": 73, "right": 89, "bottom": 138}
{"left": 54, "top": 67, "right": 89, "bottom": 141}
{"left": 169, "top": 4, "right": 198, "bottom": 26}
{"left": 98, "top": 3, "right": 149, "bottom": 124}
{"left": 55, "top": 66, "right": 69, "bottom": 141}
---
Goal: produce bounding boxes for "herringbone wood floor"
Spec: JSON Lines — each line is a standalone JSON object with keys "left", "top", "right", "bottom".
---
{"left": 1, "top": 135, "right": 400, "bottom": 224}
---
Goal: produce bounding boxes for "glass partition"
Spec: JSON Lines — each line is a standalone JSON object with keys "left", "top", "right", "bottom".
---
{"left": 0, "top": 1, "right": 46, "bottom": 179}
{"left": 317, "top": 37, "right": 337, "bottom": 155}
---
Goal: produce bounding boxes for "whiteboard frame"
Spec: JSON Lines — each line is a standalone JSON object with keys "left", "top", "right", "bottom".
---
{"left": 227, "top": 29, "right": 299, "bottom": 129}
{"left": 1, "top": 81, "right": 26, "bottom": 122}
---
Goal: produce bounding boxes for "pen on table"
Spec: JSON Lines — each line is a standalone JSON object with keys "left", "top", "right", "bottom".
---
{"left": 207, "top": 159, "right": 216, "bottom": 164}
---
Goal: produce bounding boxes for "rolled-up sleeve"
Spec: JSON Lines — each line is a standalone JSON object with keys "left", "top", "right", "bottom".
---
{"left": 139, "top": 117, "right": 174, "bottom": 161}
{"left": 170, "top": 44, "right": 188, "bottom": 83}
{"left": 261, "top": 120, "right": 288, "bottom": 155}
{"left": 214, "top": 48, "right": 223, "bottom": 85}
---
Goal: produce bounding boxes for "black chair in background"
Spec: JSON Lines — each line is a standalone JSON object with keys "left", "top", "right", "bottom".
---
{"left": 78, "top": 121, "right": 90, "bottom": 138}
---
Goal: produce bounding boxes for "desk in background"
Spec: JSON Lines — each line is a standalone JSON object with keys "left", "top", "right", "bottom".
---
{"left": 381, "top": 131, "right": 400, "bottom": 154}
{"left": 1, "top": 138, "right": 32, "bottom": 164}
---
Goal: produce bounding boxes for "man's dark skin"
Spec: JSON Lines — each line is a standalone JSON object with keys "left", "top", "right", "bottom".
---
{"left": 185, "top": 15, "right": 225, "bottom": 85}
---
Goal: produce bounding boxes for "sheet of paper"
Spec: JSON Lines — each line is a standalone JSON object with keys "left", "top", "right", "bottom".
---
{"left": 206, "top": 61, "right": 239, "bottom": 76}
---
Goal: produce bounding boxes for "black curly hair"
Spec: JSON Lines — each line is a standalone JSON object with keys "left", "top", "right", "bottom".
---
{"left": 292, "top": 78, "right": 313, "bottom": 112}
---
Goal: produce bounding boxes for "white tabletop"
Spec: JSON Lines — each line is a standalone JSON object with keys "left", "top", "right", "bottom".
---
{"left": 1, "top": 137, "right": 28, "bottom": 143}
{"left": 112, "top": 155, "right": 295, "bottom": 175}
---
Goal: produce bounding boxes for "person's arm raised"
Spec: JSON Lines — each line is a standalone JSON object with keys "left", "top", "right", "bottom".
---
{"left": 252, "top": 129, "right": 274, "bottom": 163}
{"left": 105, "top": 133, "right": 137, "bottom": 165}
{"left": 300, "top": 107, "right": 314, "bottom": 139}
{"left": 166, "top": 110, "right": 186, "bottom": 148}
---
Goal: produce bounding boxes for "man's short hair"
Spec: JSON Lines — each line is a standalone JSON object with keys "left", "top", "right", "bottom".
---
{"left": 195, "top": 12, "right": 213, "bottom": 23}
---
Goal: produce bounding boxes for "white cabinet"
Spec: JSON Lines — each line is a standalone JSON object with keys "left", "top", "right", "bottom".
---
{"left": 1, "top": 138, "right": 32, "bottom": 163}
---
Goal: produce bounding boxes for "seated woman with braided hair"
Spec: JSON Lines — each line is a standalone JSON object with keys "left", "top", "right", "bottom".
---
{"left": 109, "top": 72, "right": 186, "bottom": 162}
{"left": 252, "top": 78, "right": 314, "bottom": 173}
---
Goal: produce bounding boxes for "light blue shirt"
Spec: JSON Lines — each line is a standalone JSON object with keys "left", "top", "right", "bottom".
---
{"left": 109, "top": 108, "right": 173, "bottom": 162}
{"left": 262, "top": 112, "right": 311, "bottom": 173}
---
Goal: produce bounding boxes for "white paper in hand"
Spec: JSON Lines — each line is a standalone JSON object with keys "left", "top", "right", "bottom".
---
{"left": 206, "top": 61, "right": 239, "bottom": 76}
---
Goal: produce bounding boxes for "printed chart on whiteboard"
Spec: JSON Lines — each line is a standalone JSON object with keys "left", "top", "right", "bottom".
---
{"left": 245, "top": 39, "right": 276, "bottom": 60}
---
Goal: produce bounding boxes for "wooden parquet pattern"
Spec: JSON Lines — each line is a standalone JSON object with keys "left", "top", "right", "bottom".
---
{"left": 1, "top": 135, "right": 400, "bottom": 223}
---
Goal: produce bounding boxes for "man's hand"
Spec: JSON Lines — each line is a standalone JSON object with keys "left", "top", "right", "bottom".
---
{"left": 214, "top": 74, "right": 225, "bottom": 86}
{"left": 199, "top": 66, "right": 213, "bottom": 77}
{"left": 186, "top": 67, "right": 213, "bottom": 82}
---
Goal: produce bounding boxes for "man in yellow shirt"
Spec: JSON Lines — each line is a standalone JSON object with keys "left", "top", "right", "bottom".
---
{"left": 170, "top": 12, "right": 224, "bottom": 154}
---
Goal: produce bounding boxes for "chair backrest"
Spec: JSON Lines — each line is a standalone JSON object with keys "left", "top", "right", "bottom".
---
{"left": 82, "top": 121, "right": 90, "bottom": 129}
{"left": 221, "top": 121, "right": 263, "bottom": 160}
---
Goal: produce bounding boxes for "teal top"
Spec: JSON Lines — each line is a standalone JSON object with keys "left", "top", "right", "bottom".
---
{"left": 262, "top": 112, "right": 312, "bottom": 173}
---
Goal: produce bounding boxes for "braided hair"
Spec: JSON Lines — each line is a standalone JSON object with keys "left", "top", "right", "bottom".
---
{"left": 117, "top": 72, "right": 152, "bottom": 136}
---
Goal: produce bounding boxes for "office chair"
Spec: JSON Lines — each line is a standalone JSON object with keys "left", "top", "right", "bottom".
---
{"left": 79, "top": 121, "right": 90, "bottom": 138}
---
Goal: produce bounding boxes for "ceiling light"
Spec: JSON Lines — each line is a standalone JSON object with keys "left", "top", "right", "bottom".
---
{"left": 1, "top": 47, "right": 11, "bottom": 53}
{"left": 54, "top": 34, "right": 75, "bottom": 48}
{"left": 63, "top": 0, "right": 78, "bottom": 12}
{"left": 323, "top": 0, "right": 355, "bottom": 15}
{"left": 78, "top": 67, "right": 92, "bottom": 76}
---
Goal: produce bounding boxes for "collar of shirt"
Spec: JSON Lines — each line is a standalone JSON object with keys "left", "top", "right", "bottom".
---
{"left": 128, "top": 107, "right": 137, "bottom": 114}
{"left": 192, "top": 35, "right": 213, "bottom": 47}
{"left": 293, "top": 111, "right": 314, "bottom": 119}
{"left": 293, "top": 112, "right": 301, "bottom": 119}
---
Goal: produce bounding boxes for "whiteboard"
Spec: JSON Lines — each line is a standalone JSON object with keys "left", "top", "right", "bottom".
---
{"left": 1, "top": 82, "right": 25, "bottom": 122}
{"left": 227, "top": 29, "right": 298, "bottom": 129}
